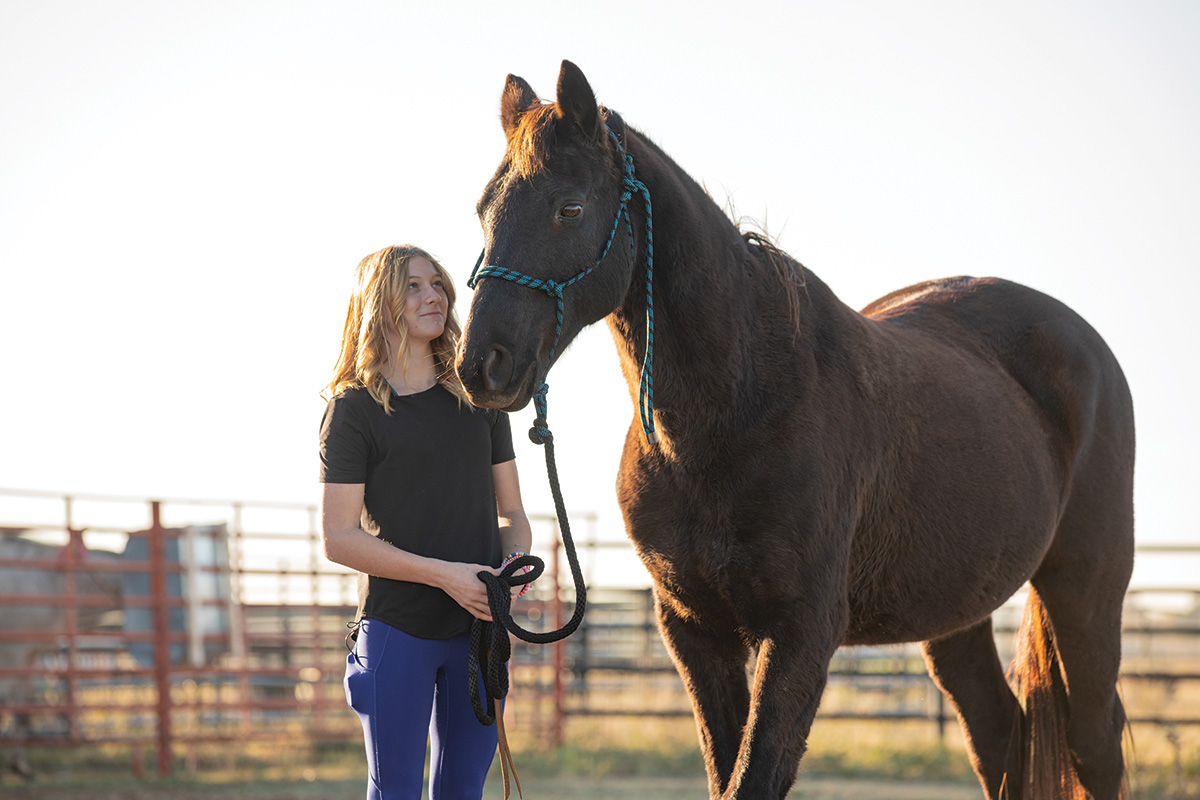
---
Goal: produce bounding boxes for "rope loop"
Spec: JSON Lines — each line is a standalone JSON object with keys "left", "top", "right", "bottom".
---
{"left": 468, "top": 392, "right": 588, "bottom": 726}
{"left": 469, "top": 431, "right": 587, "bottom": 723}
{"left": 467, "top": 554, "right": 546, "bottom": 725}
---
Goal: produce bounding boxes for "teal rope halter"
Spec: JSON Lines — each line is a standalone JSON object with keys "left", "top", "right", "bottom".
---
{"left": 467, "top": 118, "right": 657, "bottom": 445}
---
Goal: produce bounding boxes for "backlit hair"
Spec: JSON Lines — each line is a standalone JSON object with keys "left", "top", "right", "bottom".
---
{"left": 507, "top": 103, "right": 561, "bottom": 178}
{"left": 324, "top": 245, "right": 468, "bottom": 412}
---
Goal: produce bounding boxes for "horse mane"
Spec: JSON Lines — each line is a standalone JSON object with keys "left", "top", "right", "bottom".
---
{"left": 509, "top": 104, "right": 806, "bottom": 338}
{"left": 740, "top": 229, "right": 806, "bottom": 335}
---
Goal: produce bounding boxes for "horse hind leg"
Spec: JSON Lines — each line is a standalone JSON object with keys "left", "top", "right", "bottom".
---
{"left": 11, "top": 721, "right": 33, "bottom": 780}
{"left": 1026, "top": 415, "right": 1135, "bottom": 800}
{"left": 1030, "top": 536, "right": 1132, "bottom": 798}
{"left": 922, "top": 618, "right": 1024, "bottom": 799}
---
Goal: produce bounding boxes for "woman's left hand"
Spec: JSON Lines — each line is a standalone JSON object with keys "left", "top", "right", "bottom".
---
{"left": 437, "top": 561, "right": 499, "bottom": 621}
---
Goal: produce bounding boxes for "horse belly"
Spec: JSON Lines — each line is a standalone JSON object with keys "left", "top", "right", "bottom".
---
{"left": 844, "top": 373, "right": 1067, "bottom": 645}
{"left": 845, "top": 512, "right": 1058, "bottom": 645}
{"left": 844, "top": 541, "right": 1048, "bottom": 647}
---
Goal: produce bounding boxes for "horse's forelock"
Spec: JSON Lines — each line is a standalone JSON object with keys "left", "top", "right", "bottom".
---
{"left": 506, "top": 103, "right": 559, "bottom": 178}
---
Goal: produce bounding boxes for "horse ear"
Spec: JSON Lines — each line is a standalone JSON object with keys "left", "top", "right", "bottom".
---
{"left": 501, "top": 74, "right": 539, "bottom": 141}
{"left": 554, "top": 60, "right": 601, "bottom": 140}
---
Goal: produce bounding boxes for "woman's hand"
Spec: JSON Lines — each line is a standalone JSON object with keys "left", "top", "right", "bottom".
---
{"left": 438, "top": 561, "right": 499, "bottom": 622}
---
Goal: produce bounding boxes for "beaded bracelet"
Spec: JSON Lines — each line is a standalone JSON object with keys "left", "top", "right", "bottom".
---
{"left": 501, "top": 550, "right": 534, "bottom": 598}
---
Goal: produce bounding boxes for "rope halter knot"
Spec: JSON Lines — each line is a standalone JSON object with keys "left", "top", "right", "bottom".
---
{"left": 529, "top": 385, "right": 552, "bottom": 445}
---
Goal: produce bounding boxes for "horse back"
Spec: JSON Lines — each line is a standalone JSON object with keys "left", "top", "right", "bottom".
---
{"left": 840, "top": 276, "right": 1134, "bottom": 641}
{"left": 862, "top": 276, "right": 1133, "bottom": 464}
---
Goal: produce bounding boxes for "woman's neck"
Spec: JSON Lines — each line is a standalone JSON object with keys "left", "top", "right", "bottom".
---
{"left": 383, "top": 341, "right": 439, "bottom": 395}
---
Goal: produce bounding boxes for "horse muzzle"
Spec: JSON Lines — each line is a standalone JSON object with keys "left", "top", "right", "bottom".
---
{"left": 456, "top": 340, "right": 540, "bottom": 411}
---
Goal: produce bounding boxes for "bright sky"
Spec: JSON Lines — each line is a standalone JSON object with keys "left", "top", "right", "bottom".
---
{"left": 2, "top": 2, "right": 1197, "bottom": 588}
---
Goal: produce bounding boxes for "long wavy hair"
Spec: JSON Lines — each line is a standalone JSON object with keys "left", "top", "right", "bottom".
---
{"left": 324, "top": 245, "right": 468, "bottom": 412}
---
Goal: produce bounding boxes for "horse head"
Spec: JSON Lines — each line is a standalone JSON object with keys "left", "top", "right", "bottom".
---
{"left": 456, "top": 60, "right": 640, "bottom": 411}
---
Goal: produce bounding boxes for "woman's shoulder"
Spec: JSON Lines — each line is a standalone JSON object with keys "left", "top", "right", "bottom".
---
{"left": 322, "top": 386, "right": 380, "bottom": 426}
{"left": 329, "top": 385, "right": 373, "bottom": 405}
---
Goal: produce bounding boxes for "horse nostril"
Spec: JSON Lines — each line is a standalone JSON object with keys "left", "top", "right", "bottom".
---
{"left": 481, "top": 345, "right": 514, "bottom": 393}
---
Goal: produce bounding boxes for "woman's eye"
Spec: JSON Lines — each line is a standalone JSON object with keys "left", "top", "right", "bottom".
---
{"left": 559, "top": 203, "right": 582, "bottom": 219}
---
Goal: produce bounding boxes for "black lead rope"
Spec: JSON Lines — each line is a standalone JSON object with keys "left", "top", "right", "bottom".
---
{"left": 468, "top": 394, "right": 589, "bottom": 726}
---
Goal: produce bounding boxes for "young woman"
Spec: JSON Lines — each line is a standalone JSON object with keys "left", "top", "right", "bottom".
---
{"left": 319, "top": 244, "right": 532, "bottom": 800}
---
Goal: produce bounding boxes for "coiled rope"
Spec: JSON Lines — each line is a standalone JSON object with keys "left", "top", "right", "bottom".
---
{"left": 468, "top": 387, "right": 589, "bottom": 798}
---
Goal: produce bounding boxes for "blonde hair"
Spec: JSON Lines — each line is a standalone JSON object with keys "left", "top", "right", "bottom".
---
{"left": 325, "top": 245, "right": 468, "bottom": 412}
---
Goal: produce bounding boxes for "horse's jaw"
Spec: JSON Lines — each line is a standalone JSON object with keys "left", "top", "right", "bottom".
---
{"left": 462, "top": 384, "right": 536, "bottom": 413}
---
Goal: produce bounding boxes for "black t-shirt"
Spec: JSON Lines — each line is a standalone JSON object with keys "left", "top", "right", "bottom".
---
{"left": 318, "top": 384, "right": 516, "bottom": 639}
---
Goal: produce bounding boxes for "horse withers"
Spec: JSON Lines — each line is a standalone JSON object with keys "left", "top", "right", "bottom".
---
{"left": 455, "top": 61, "right": 1134, "bottom": 800}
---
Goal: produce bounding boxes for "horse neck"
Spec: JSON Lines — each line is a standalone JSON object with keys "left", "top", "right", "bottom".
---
{"left": 606, "top": 132, "right": 866, "bottom": 449}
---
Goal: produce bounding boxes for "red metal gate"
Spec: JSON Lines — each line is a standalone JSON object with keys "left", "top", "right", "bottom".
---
{"left": 0, "top": 491, "right": 591, "bottom": 777}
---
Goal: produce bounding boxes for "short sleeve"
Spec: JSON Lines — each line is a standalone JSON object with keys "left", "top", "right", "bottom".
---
{"left": 490, "top": 410, "right": 516, "bottom": 465}
{"left": 319, "top": 394, "right": 371, "bottom": 483}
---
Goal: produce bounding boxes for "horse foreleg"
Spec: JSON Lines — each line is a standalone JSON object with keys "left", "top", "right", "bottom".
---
{"left": 655, "top": 596, "right": 751, "bottom": 799}
{"left": 9, "top": 712, "right": 33, "bottom": 779}
{"left": 719, "top": 631, "right": 836, "bottom": 800}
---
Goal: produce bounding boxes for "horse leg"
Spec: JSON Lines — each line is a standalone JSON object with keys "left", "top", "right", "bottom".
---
{"left": 724, "top": 628, "right": 838, "bottom": 799}
{"left": 715, "top": 571, "right": 846, "bottom": 800}
{"left": 1, "top": 673, "right": 35, "bottom": 779}
{"left": 11, "top": 716, "right": 32, "bottom": 779}
{"left": 1029, "top": 438, "right": 1134, "bottom": 800}
{"left": 655, "top": 594, "right": 751, "bottom": 799}
{"left": 1032, "top": 560, "right": 1130, "bottom": 798}
{"left": 922, "top": 618, "right": 1023, "bottom": 799}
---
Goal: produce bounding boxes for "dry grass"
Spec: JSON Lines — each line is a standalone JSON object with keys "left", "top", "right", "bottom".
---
{"left": 4, "top": 720, "right": 1197, "bottom": 799}
{"left": 4, "top": 667, "right": 1199, "bottom": 798}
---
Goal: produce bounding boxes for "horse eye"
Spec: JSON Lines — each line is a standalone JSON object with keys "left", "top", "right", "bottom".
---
{"left": 559, "top": 203, "right": 583, "bottom": 219}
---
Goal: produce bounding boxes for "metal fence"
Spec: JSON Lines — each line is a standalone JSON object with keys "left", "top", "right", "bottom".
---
{"left": 1, "top": 488, "right": 1198, "bottom": 778}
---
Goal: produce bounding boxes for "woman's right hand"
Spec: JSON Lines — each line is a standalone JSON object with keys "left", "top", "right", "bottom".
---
{"left": 438, "top": 561, "right": 499, "bottom": 622}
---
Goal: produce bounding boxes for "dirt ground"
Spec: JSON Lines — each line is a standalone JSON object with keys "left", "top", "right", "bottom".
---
{"left": 1, "top": 774, "right": 982, "bottom": 800}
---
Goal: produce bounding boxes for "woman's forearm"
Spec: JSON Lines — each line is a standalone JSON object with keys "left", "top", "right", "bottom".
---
{"left": 323, "top": 523, "right": 449, "bottom": 587}
{"left": 322, "top": 523, "right": 498, "bottom": 621}
{"left": 498, "top": 510, "right": 533, "bottom": 560}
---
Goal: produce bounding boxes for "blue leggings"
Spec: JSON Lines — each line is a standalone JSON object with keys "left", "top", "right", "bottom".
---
{"left": 344, "top": 618, "right": 498, "bottom": 800}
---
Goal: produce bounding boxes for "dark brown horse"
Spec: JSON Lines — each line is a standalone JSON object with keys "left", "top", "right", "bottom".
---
{"left": 455, "top": 61, "right": 1134, "bottom": 800}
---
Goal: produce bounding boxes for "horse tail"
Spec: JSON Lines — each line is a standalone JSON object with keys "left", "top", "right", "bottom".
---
{"left": 1006, "top": 587, "right": 1087, "bottom": 800}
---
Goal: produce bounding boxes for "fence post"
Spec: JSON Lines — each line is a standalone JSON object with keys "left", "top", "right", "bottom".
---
{"left": 231, "top": 503, "right": 252, "bottom": 740}
{"left": 936, "top": 690, "right": 947, "bottom": 742}
{"left": 62, "top": 522, "right": 81, "bottom": 742}
{"left": 149, "top": 500, "right": 173, "bottom": 778}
